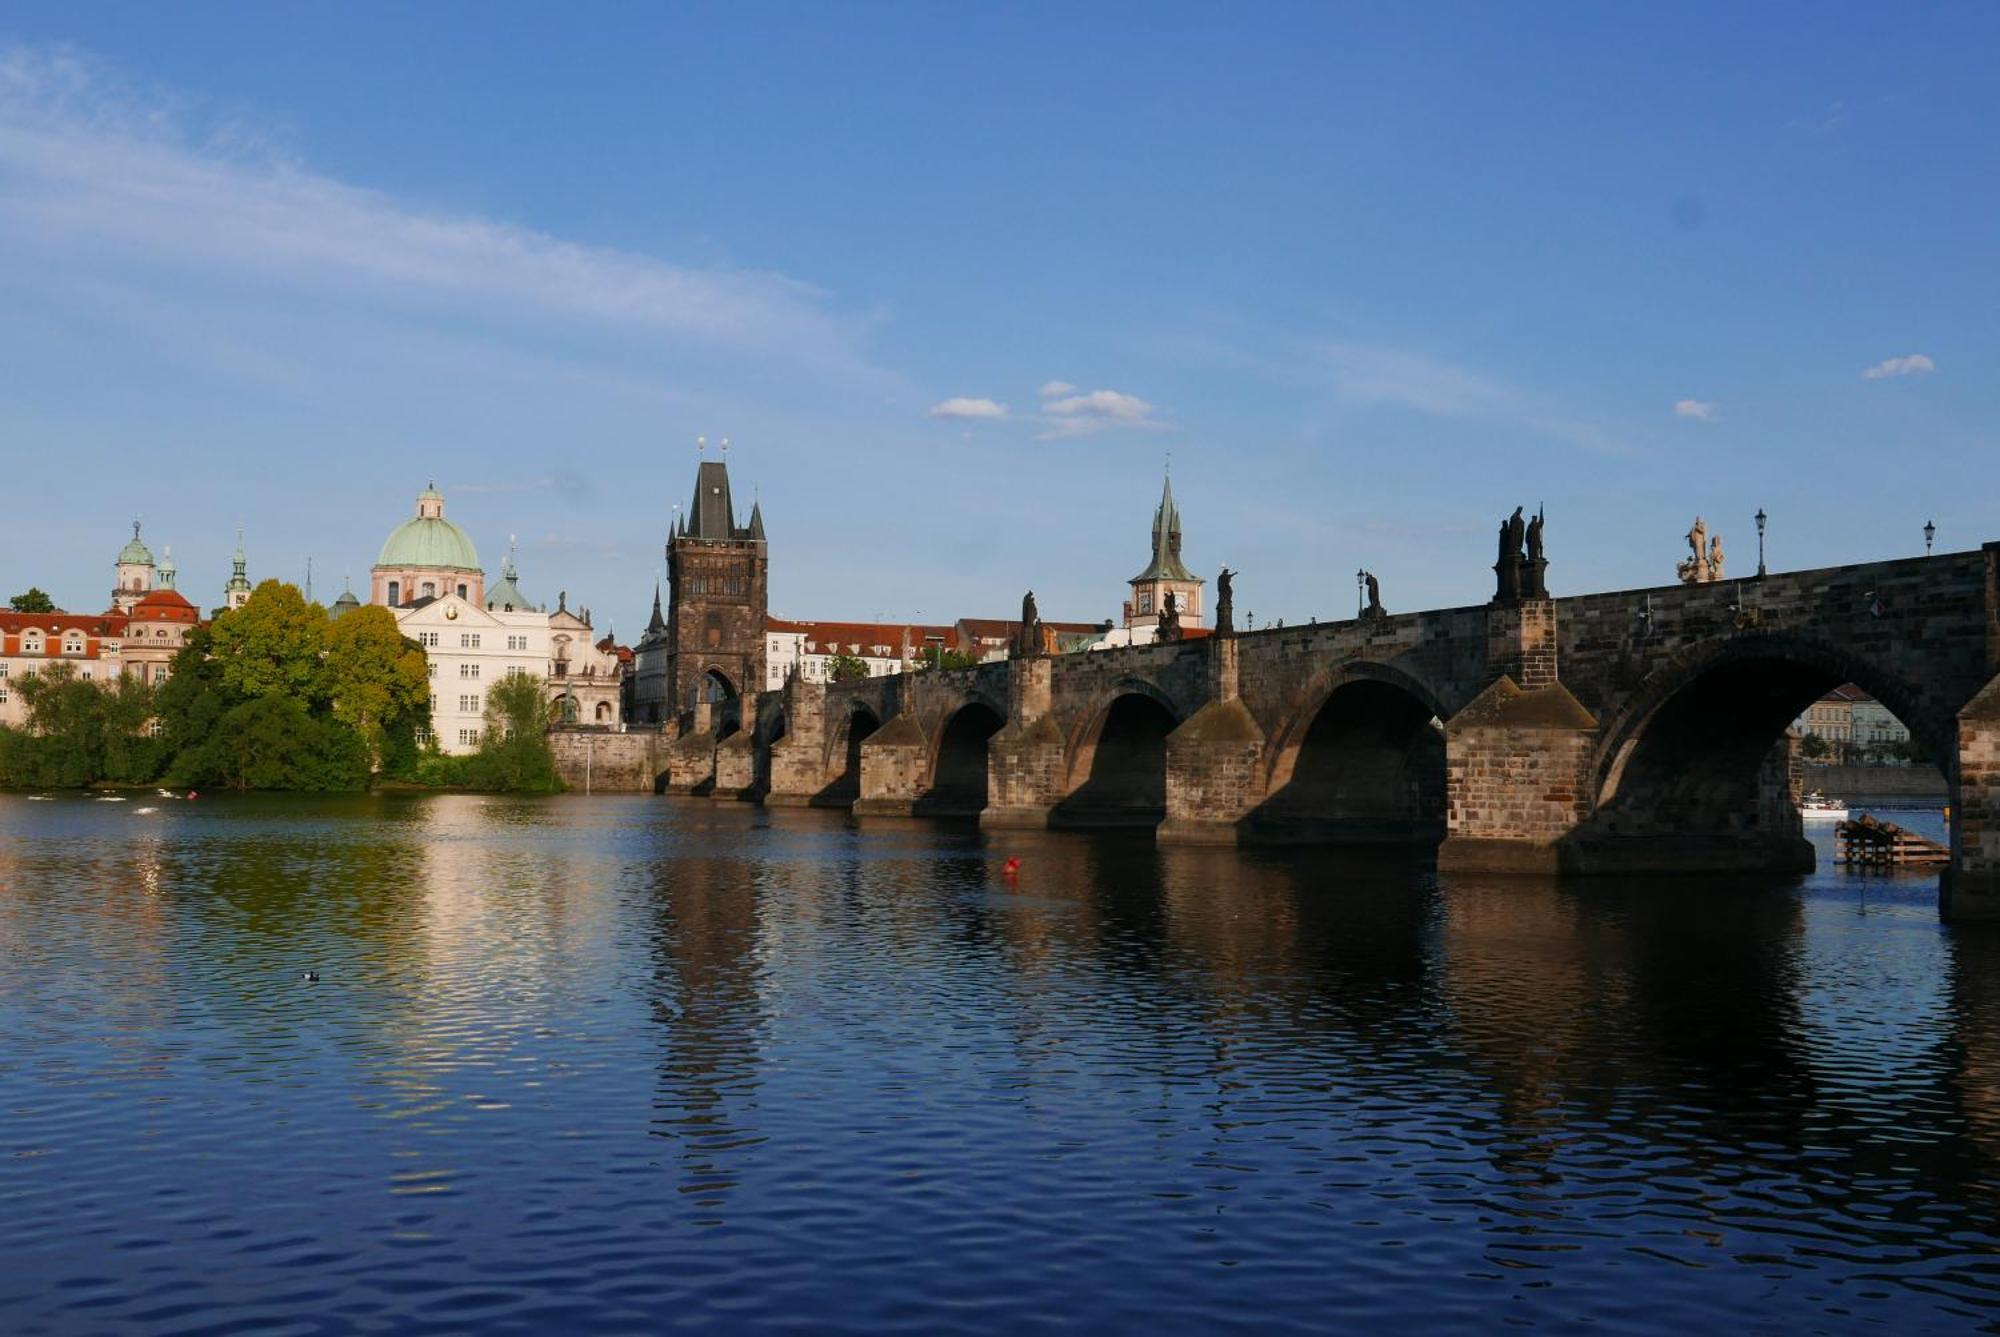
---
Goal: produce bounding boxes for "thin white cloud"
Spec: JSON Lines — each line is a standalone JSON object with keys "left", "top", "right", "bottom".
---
{"left": 1037, "top": 387, "right": 1161, "bottom": 440}
{"left": 1313, "top": 340, "right": 1626, "bottom": 454}
{"left": 1039, "top": 380, "right": 1076, "bottom": 398}
{"left": 1674, "top": 399, "right": 1717, "bottom": 421}
{"left": 1862, "top": 353, "right": 1935, "bottom": 380}
{"left": 0, "top": 44, "right": 874, "bottom": 373}
{"left": 926, "top": 396, "right": 1008, "bottom": 420}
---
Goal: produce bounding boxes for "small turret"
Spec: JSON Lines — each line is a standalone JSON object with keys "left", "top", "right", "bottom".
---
{"left": 224, "top": 530, "right": 253, "bottom": 610}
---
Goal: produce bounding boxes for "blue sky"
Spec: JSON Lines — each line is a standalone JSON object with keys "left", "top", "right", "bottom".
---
{"left": 1, "top": 4, "right": 1994, "bottom": 630}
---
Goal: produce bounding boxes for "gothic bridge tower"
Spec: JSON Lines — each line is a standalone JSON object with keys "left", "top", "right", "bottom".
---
{"left": 665, "top": 445, "right": 767, "bottom": 712}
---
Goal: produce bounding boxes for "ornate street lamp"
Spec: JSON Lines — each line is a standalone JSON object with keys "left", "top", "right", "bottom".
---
{"left": 1755, "top": 507, "right": 1767, "bottom": 578}
{"left": 1356, "top": 569, "right": 1366, "bottom": 617}
{"left": 1925, "top": 519, "right": 1936, "bottom": 555}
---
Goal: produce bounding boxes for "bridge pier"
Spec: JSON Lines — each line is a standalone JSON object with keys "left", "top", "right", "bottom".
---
{"left": 853, "top": 710, "right": 932, "bottom": 816}
{"left": 657, "top": 702, "right": 718, "bottom": 795}
{"left": 1160, "top": 638, "right": 1267, "bottom": 845}
{"left": 711, "top": 697, "right": 761, "bottom": 800}
{"left": 1437, "top": 676, "right": 1599, "bottom": 874}
{"left": 985, "top": 658, "right": 1067, "bottom": 829}
{"left": 1947, "top": 674, "right": 2000, "bottom": 921}
{"left": 764, "top": 676, "right": 829, "bottom": 806}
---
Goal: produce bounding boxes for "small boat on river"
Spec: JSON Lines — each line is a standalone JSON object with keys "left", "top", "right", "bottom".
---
{"left": 1801, "top": 793, "right": 1848, "bottom": 822}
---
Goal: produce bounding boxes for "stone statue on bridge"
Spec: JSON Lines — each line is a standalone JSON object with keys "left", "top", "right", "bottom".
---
{"left": 1493, "top": 505, "right": 1528, "bottom": 604}
{"left": 1678, "top": 517, "right": 1724, "bottom": 583}
{"left": 1362, "top": 571, "right": 1386, "bottom": 619}
{"left": 1157, "top": 590, "right": 1182, "bottom": 643}
{"left": 1215, "top": 567, "right": 1235, "bottom": 636}
{"left": 1523, "top": 506, "right": 1549, "bottom": 598}
{"left": 1018, "top": 590, "right": 1044, "bottom": 657}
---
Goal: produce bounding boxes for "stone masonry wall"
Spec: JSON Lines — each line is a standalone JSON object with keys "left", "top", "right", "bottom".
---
{"left": 549, "top": 727, "right": 667, "bottom": 793}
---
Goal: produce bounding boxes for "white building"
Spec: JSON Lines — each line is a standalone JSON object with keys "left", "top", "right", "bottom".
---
{"left": 763, "top": 618, "right": 954, "bottom": 688}
{"left": 394, "top": 592, "right": 548, "bottom": 754}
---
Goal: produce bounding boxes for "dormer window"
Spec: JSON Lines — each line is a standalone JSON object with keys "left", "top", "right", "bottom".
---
{"left": 62, "top": 632, "right": 86, "bottom": 655}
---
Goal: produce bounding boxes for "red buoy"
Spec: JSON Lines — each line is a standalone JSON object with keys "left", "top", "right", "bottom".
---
{"left": 1003, "top": 856, "right": 1021, "bottom": 874}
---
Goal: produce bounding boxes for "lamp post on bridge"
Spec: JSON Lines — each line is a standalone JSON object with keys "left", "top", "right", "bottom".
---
{"left": 1356, "top": 569, "right": 1366, "bottom": 618}
{"left": 1925, "top": 519, "right": 1936, "bottom": 556}
{"left": 1755, "top": 507, "right": 1767, "bottom": 578}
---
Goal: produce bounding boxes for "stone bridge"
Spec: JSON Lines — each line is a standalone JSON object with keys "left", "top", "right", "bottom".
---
{"left": 571, "top": 544, "right": 2000, "bottom": 919}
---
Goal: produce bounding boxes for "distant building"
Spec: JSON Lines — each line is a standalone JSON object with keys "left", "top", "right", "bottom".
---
{"left": 546, "top": 590, "right": 624, "bottom": 725}
{"left": 1795, "top": 685, "right": 1861, "bottom": 746}
{"left": 393, "top": 588, "right": 547, "bottom": 754}
{"left": 1122, "top": 472, "right": 1203, "bottom": 638}
{"left": 371, "top": 483, "right": 484, "bottom": 609}
{"left": 111, "top": 521, "right": 154, "bottom": 612}
{"left": 0, "top": 611, "right": 125, "bottom": 727}
{"left": 632, "top": 453, "right": 768, "bottom": 724}
{"left": 223, "top": 532, "right": 253, "bottom": 611}
{"left": 1850, "top": 694, "right": 1912, "bottom": 754}
{"left": 765, "top": 618, "right": 957, "bottom": 687}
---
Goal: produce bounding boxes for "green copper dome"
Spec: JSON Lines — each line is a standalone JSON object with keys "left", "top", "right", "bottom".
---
{"left": 375, "top": 483, "right": 480, "bottom": 571}
{"left": 117, "top": 522, "right": 154, "bottom": 567}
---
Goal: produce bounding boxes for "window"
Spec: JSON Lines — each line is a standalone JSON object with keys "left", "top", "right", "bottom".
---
{"left": 460, "top": 662, "right": 480, "bottom": 679}
{"left": 456, "top": 584, "right": 468, "bottom": 599}
{"left": 421, "top": 581, "right": 436, "bottom": 597}
{"left": 427, "top": 662, "right": 437, "bottom": 678}
{"left": 506, "top": 634, "right": 528, "bottom": 651}
{"left": 22, "top": 630, "right": 43, "bottom": 654}
{"left": 156, "top": 667, "right": 169, "bottom": 684}
{"left": 419, "top": 631, "right": 440, "bottom": 648}
{"left": 429, "top": 694, "right": 437, "bottom": 712}
{"left": 387, "top": 581, "right": 401, "bottom": 605}
{"left": 460, "top": 633, "right": 481, "bottom": 649}
{"left": 80, "top": 667, "right": 92, "bottom": 680}
{"left": 459, "top": 693, "right": 480, "bottom": 712}
{"left": 458, "top": 728, "right": 480, "bottom": 746}
{"left": 1139, "top": 593, "right": 1152, "bottom": 614}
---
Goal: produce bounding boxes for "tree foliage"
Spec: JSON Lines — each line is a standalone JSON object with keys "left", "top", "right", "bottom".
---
{"left": 9, "top": 588, "right": 55, "bottom": 613}
{"left": 826, "top": 652, "right": 871, "bottom": 682}
{"left": 324, "top": 605, "right": 429, "bottom": 763}
{"left": 468, "top": 673, "right": 562, "bottom": 791}
{"left": 208, "top": 579, "right": 331, "bottom": 707}
{"left": 0, "top": 663, "right": 164, "bottom": 788}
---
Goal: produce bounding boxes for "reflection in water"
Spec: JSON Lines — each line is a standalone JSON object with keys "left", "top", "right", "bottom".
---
{"left": 0, "top": 794, "right": 1994, "bottom": 1331}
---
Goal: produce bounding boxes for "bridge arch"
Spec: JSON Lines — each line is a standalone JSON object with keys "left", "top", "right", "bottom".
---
{"left": 823, "top": 699, "right": 881, "bottom": 800}
{"left": 926, "top": 697, "right": 1006, "bottom": 814}
{"left": 1584, "top": 631, "right": 1949, "bottom": 864}
{"left": 1254, "top": 661, "right": 1450, "bottom": 845}
{"left": 1057, "top": 679, "right": 1185, "bottom": 828}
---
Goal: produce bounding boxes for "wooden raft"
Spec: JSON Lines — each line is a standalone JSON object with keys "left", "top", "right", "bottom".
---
{"left": 1835, "top": 817, "right": 1949, "bottom": 867}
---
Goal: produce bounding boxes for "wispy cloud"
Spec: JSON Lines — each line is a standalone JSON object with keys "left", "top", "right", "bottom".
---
{"left": 926, "top": 396, "right": 1008, "bottom": 420}
{"left": 1862, "top": 353, "right": 1935, "bottom": 380}
{"left": 453, "top": 472, "right": 593, "bottom": 502}
{"left": 1313, "top": 340, "right": 1626, "bottom": 454}
{"left": 1674, "top": 399, "right": 1717, "bottom": 421}
{"left": 1036, "top": 384, "right": 1162, "bottom": 439}
{"left": 0, "top": 44, "right": 876, "bottom": 374}
{"left": 1790, "top": 99, "right": 1851, "bottom": 135}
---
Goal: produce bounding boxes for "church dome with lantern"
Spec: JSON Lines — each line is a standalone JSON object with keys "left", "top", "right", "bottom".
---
{"left": 370, "top": 482, "right": 485, "bottom": 607}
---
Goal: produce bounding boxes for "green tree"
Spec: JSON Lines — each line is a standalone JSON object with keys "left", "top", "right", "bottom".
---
{"left": 466, "top": 672, "right": 562, "bottom": 792}
{"left": 8, "top": 588, "right": 55, "bottom": 613}
{"left": 180, "top": 696, "right": 368, "bottom": 791}
{"left": 0, "top": 663, "right": 162, "bottom": 788}
{"left": 826, "top": 652, "right": 871, "bottom": 682}
{"left": 324, "top": 605, "right": 429, "bottom": 767}
{"left": 912, "top": 647, "right": 983, "bottom": 672}
{"left": 208, "top": 580, "right": 330, "bottom": 707}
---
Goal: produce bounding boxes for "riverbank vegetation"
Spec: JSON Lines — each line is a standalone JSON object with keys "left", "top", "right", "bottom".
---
{"left": 0, "top": 580, "right": 562, "bottom": 793}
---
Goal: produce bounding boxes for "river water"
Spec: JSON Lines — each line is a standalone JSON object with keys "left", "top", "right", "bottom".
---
{"left": 0, "top": 795, "right": 1993, "bottom": 1333}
